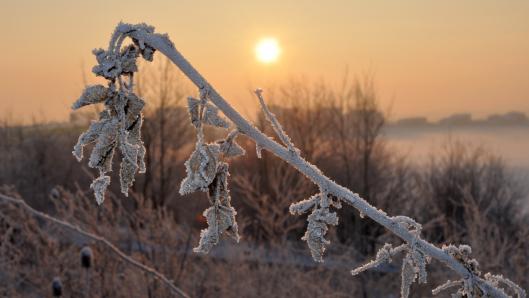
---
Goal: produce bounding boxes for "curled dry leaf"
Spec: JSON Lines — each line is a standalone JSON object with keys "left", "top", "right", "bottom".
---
{"left": 303, "top": 207, "right": 339, "bottom": 262}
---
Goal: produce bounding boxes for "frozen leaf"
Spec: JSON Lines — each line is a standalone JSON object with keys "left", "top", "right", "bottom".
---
{"left": 88, "top": 118, "right": 119, "bottom": 173}
{"left": 72, "top": 85, "right": 110, "bottom": 110}
{"left": 217, "top": 131, "right": 245, "bottom": 158}
{"left": 128, "top": 114, "right": 146, "bottom": 173}
{"left": 194, "top": 204, "right": 239, "bottom": 253}
{"left": 179, "top": 143, "right": 220, "bottom": 195}
{"left": 73, "top": 111, "right": 112, "bottom": 161}
{"left": 74, "top": 91, "right": 146, "bottom": 203}
{"left": 203, "top": 104, "right": 229, "bottom": 128}
{"left": 92, "top": 48, "right": 122, "bottom": 79}
{"left": 119, "top": 136, "right": 139, "bottom": 196}
{"left": 124, "top": 93, "right": 145, "bottom": 128}
{"left": 401, "top": 253, "right": 416, "bottom": 298}
{"left": 302, "top": 207, "right": 338, "bottom": 262}
{"left": 187, "top": 97, "right": 201, "bottom": 127}
{"left": 219, "top": 139, "right": 245, "bottom": 157}
{"left": 120, "top": 44, "right": 139, "bottom": 74}
{"left": 194, "top": 163, "right": 239, "bottom": 253}
{"left": 90, "top": 175, "right": 111, "bottom": 205}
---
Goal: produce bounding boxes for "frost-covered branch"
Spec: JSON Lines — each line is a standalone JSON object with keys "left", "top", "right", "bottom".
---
{"left": 254, "top": 88, "right": 299, "bottom": 154}
{"left": 72, "top": 22, "right": 525, "bottom": 297}
{"left": 0, "top": 193, "right": 189, "bottom": 298}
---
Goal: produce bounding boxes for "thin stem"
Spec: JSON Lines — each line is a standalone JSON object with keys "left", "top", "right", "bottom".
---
{"left": 254, "top": 88, "right": 298, "bottom": 154}
{"left": 0, "top": 194, "right": 189, "bottom": 298}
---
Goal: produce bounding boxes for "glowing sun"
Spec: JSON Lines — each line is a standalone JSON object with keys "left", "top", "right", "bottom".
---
{"left": 255, "top": 38, "right": 280, "bottom": 63}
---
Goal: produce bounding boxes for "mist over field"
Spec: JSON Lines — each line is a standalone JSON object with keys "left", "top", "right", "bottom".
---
{"left": 1, "top": 1, "right": 529, "bottom": 297}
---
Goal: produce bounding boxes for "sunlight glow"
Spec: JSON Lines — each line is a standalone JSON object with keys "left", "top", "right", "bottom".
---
{"left": 255, "top": 38, "right": 280, "bottom": 63}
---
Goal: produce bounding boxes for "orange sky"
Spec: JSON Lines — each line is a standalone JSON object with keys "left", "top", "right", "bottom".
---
{"left": 1, "top": 0, "right": 528, "bottom": 123}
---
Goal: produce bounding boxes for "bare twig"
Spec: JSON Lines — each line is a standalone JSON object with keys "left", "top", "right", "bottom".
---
{"left": 0, "top": 193, "right": 189, "bottom": 298}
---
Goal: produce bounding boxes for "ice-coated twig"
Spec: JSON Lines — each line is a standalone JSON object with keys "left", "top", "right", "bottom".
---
{"left": 351, "top": 243, "right": 407, "bottom": 276}
{"left": 0, "top": 193, "right": 189, "bottom": 298}
{"left": 432, "top": 280, "right": 464, "bottom": 295}
{"left": 254, "top": 88, "right": 299, "bottom": 154}
{"left": 485, "top": 273, "right": 527, "bottom": 298}
{"left": 79, "top": 23, "right": 525, "bottom": 298}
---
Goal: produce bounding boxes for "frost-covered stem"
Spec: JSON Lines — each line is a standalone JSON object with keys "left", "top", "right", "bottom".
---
{"left": 254, "top": 88, "right": 298, "bottom": 154}
{"left": 0, "top": 193, "right": 189, "bottom": 298}
{"left": 128, "top": 29, "right": 513, "bottom": 297}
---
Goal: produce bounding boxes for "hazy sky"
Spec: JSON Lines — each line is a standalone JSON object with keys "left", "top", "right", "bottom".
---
{"left": 1, "top": 0, "right": 528, "bottom": 123}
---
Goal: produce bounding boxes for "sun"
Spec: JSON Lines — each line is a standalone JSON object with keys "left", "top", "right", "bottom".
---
{"left": 255, "top": 38, "right": 280, "bottom": 63}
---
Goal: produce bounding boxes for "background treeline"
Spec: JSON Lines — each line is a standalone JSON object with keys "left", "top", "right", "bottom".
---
{"left": 0, "top": 59, "right": 527, "bottom": 297}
